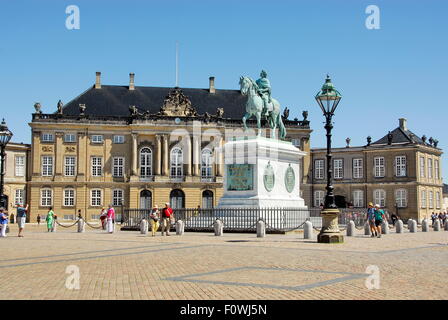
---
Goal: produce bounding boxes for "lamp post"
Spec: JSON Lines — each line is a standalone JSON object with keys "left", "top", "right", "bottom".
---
{"left": 0, "top": 119, "right": 13, "bottom": 209}
{"left": 315, "top": 75, "right": 344, "bottom": 243}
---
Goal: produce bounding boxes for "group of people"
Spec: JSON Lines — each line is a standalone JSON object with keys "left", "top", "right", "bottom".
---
{"left": 147, "top": 202, "right": 174, "bottom": 236}
{"left": 367, "top": 202, "right": 386, "bottom": 238}
{"left": 97, "top": 205, "right": 116, "bottom": 233}
{"left": 0, "top": 203, "right": 30, "bottom": 237}
{"left": 431, "top": 211, "right": 447, "bottom": 227}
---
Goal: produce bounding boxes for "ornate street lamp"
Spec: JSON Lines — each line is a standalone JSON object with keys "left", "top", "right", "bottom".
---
{"left": 315, "top": 75, "right": 344, "bottom": 243}
{"left": 0, "top": 119, "right": 13, "bottom": 209}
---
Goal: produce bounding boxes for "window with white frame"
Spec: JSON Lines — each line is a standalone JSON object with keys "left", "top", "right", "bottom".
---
{"left": 63, "top": 189, "right": 75, "bottom": 207}
{"left": 15, "top": 155, "right": 25, "bottom": 177}
{"left": 395, "top": 189, "right": 407, "bottom": 208}
{"left": 91, "top": 189, "right": 102, "bottom": 206}
{"left": 201, "top": 149, "right": 213, "bottom": 178}
{"left": 374, "top": 157, "right": 385, "bottom": 178}
{"left": 314, "top": 190, "right": 325, "bottom": 207}
{"left": 395, "top": 156, "right": 406, "bottom": 177}
{"left": 420, "top": 156, "right": 425, "bottom": 178}
{"left": 428, "top": 158, "right": 433, "bottom": 179}
{"left": 428, "top": 191, "right": 433, "bottom": 209}
{"left": 112, "top": 157, "right": 125, "bottom": 177}
{"left": 40, "top": 188, "right": 52, "bottom": 206}
{"left": 436, "top": 192, "right": 441, "bottom": 209}
{"left": 64, "top": 156, "right": 76, "bottom": 176}
{"left": 434, "top": 160, "right": 439, "bottom": 179}
{"left": 64, "top": 134, "right": 76, "bottom": 143}
{"left": 41, "top": 133, "right": 54, "bottom": 142}
{"left": 140, "top": 148, "right": 152, "bottom": 178}
{"left": 41, "top": 156, "right": 53, "bottom": 176}
{"left": 421, "top": 190, "right": 426, "bottom": 208}
{"left": 334, "top": 159, "right": 343, "bottom": 179}
{"left": 91, "top": 135, "right": 103, "bottom": 144}
{"left": 373, "top": 189, "right": 386, "bottom": 207}
{"left": 291, "top": 139, "right": 301, "bottom": 148}
{"left": 352, "top": 158, "right": 363, "bottom": 179}
{"left": 113, "top": 135, "right": 125, "bottom": 144}
{"left": 353, "top": 190, "right": 364, "bottom": 208}
{"left": 113, "top": 189, "right": 124, "bottom": 206}
{"left": 91, "top": 157, "right": 103, "bottom": 177}
{"left": 170, "top": 147, "right": 183, "bottom": 177}
{"left": 15, "top": 189, "right": 24, "bottom": 205}
{"left": 314, "top": 159, "right": 324, "bottom": 179}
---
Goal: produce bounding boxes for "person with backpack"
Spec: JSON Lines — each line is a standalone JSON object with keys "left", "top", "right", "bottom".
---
{"left": 373, "top": 204, "right": 386, "bottom": 238}
{"left": 161, "top": 202, "right": 173, "bottom": 236}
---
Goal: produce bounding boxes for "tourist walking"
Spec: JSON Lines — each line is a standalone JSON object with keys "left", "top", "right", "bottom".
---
{"left": 106, "top": 204, "right": 115, "bottom": 234}
{"left": 46, "top": 207, "right": 55, "bottom": 232}
{"left": 149, "top": 205, "right": 160, "bottom": 237}
{"left": 161, "top": 202, "right": 173, "bottom": 236}
{"left": 0, "top": 208, "right": 8, "bottom": 238}
{"left": 15, "top": 203, "right": 28, "bottom": 237}
{"left": 99, "top": 207, "right": 107, "bottom": 230}
{"left": 367, "top": 202, "right": 377, "bottom": 237}
{"left": 431, "top": 212, "right": 437, "bottom": 226}
{"left": 373, "top": 204, "right": 386, "bottom": 238}
{"left": 36, "top": 214, "right": 41, "bottom": 226}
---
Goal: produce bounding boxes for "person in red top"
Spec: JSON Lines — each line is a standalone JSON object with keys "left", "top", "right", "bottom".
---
{"left": 161, "top": 202, "right": 173, "bottom": 236}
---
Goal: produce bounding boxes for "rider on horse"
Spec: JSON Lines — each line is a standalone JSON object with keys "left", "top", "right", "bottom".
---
{"left": 255, "top": 70, "right": 272, "bottom": 117}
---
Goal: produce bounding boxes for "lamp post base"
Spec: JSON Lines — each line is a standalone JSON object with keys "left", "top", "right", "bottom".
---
{"left": 317, "top": 208, "right": 344, "bottom": 244}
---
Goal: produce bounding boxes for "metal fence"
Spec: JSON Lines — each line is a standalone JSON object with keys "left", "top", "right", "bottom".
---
{"left": 121, "top": 207, "right": 378, "bottom": 233}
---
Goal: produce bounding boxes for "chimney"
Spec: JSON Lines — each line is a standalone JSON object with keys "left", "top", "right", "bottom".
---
{"left": 95, "top": 71, "right": 101, "bottom": 89}
{"left": 399, "top": 118, "right": 407, "bottom": 131}
{"left": 209, "top": 76, "right": 215, "bottom": 94}
{"left": 129, "top": 72, "right": 135, "bottom": 91}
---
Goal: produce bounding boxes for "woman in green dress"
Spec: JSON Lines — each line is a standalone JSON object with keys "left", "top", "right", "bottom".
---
{"left": 46, "top": 207, "right": 54, "bottom": 232}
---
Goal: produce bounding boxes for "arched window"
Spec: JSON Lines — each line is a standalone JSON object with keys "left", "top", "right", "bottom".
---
{"left": 202, "top": 190, "right": 214, "bottom": 209}
{"left": 170, "top": 147, "right": 183, "bottom": 178}
{"left": 373, "top": 189, "right": 386, "bottom": 208}
{"left": 140, "top": 190, "right": 152, "bottom": 209}
{"left": 140, "top": 148, "right": 152, "bottom": 178}
{"left": 201, "top": 149, "right": 213, "bottom": 179}
{"left": 170, "top": 189, "right": 185, "bottom": 209}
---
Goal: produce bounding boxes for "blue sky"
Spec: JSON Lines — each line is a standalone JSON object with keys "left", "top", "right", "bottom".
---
{"left": 0, "top": 0, "right": 447, "bottom": 181}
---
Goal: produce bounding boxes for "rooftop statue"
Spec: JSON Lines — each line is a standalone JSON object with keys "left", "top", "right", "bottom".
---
{"left": 239, "top": 71, "right": 286, "bottom": 139}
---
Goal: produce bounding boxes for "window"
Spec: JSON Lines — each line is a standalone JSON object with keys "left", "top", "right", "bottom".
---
{"left": 291, "top": 139, "right": 301, "bottom": 148}
{"left": 314, "top": 160, "right": 324, "bottom": 179}
{"left": 170, "top": 189, "right": 185, "bottom": 209}
{"left": 170, "top": 148, "right": 183, "bottom": 177}
{"left": 395, "top": 189, "right": 407, "bottom": 208}
{"left": 421, "top": 190, "right": 426, "bottom": 208}
{"left": 395, "top": 156, "right": 406, "bottom": 177}
{"left": 112, "top": 157, "right": 125, "bottom": 177}
{"left": 91, "top": 189, "right": 102, "bottom": 207}
{"left": 64, "top": 134, "right": 76, "bottom": 143}
{"left": 15, "top": 155, "right": 25, "bottom": 177}
{"left": 140, "top": 190, "right": 152, "bottom": 209}
{"left": 202, "top": 190, "right": 214, "bottom": 209}
{"left": 41, "top": 156, "right": 53, "bottom": 176}
{"left": 353, "top": 190, "right": 364, "bottom": 208}
{"left": 64, "top": 156, "right": 76, "bottom": 176}
{"left": 353, "top": 158, "right": 363, "bottom": 179}
{"left": 428, "top": 158, "right": 433, "bottom": 179}
{"left": 41, "top": 133, "right": 54, "bottom": 142}
{"left": 113, "top": 135, "right": 125, "bottom": 144}
{"left": 113, "top": 189, "right": 124, "bottom": 206}
{"left": 91, "top": 135, "right": 103, "bottom": 144}
{"left": 63, "top": 189, "right": 75, "bottom": 207}
{"left": 63, "top": 215, "right": 75, "bottom": 220}
{"left": 91, "top": 157, "right": 103, "bottom": 177}
{"left": 41, "top": 188, "right": 52, "bottom": 207}
{"left": 15, "top": 189, "right": 24, "bottom": 205}
{"left": 140, "top": 148, "right": 152, "bottom": 178}
{"left": 435, "top": 160, "right": 440, "bottom": 179}
{"left": 334, "top": 159, "right": 343, "bottom": 179}
{"left": 428, "top": 191, "right": 433, "bottom": 209}
{"left": 314, "top": 190, "right": 325, "bottom": 207}
{"left": 436, "top": 192, "right": 441, "bottom": 209}
{"left": 201, "top": 149, "right": 213, "bottom": 178}
{"left": 373, "top": 189, "right": 386, "bottom": 207}
{"left": 374, "top": 157, "right": 385, "bottom": 178}
{"left": 420, "top": 156, "right": 425, "bottom": 178}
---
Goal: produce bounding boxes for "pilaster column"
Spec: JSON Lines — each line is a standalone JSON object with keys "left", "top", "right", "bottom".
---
{"left": 216, "top": 136, "right": 224, "bottom": 177}
{"left": 162, "top": 135, "right": 169, "bottom": 176}
{"left": 132, "top": 133, "right": 138, "bottom": 176}
{"left": 155, "top": 135, "right": 161, "bottom": 176}
{"left": 185, "top": 136, "right": 192, "bottom": 176}
{"left": 193, "top": 136, "right": 200, "bottom": 176}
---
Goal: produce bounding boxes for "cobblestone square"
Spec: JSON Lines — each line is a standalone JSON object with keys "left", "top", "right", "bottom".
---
{"left": 0, "top": 223, "right": 447, "bottom": 300}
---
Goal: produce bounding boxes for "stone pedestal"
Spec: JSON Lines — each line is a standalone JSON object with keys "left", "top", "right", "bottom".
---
{"left": 140, "top": 219, "right": 148, "bottom": 235}
{"left": 422, "top": 219, "right": 429, "bottom": 232}
{"left": 346, "top": 220, "right": 355, "bottom": 237}
{"left": 304, "top": 220, "right": 313, "bottom": 239}
{"left": 381, "top": 220, "right": 389, "bottom": 234}
{"left": 317, "top": 208, "right": 344, "bottom": 243}
{"left": 434, "top": 219, "right": 441, "bottom": 231}
{"left": 176, "top": 220, "right": 185, "bottom": 235}
{"left": 77, "top": 219, "right": 85, "bottom": 233}
{"left": 256, "top": 220, "right": 266, "bottom": 238}
{"left": 396, "top": 220, "right": 403, "bottom": 233}
{"left": 214, "top": 219, "right": 223, "bottom": 236}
